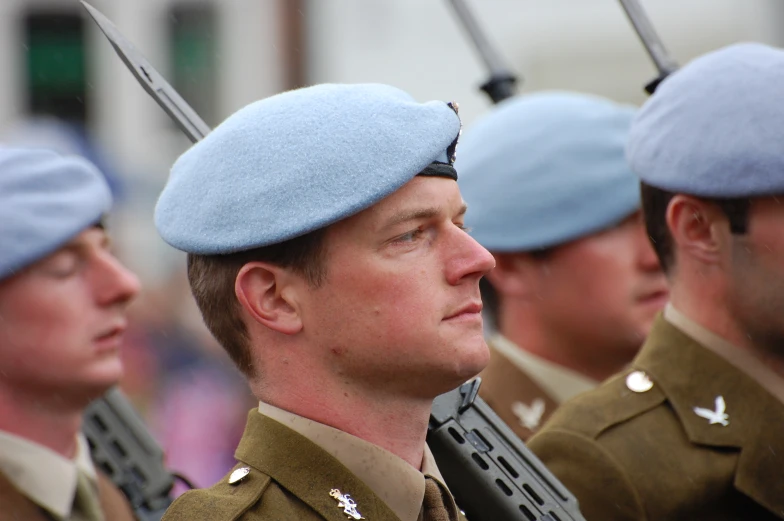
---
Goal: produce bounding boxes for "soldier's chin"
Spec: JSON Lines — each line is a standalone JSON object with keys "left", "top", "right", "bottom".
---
{"left": 80, "top": 362, "right": 125, "bottom": 401}
{"left": 462, "top": 335, "right": 491, "bottom": 371}
{"left": 441, "top": 343, "right": 490, "bottom": 393}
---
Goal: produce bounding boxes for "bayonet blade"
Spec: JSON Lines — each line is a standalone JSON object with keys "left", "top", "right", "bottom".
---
{"left": 446, "top": 0, "right": 517, "bottom": 103}
{"left": 447, "top": 0, "right": 507, "bottom": 77}
{"left": 81, "top": 1, "right": 211, "bottom": 143}
{"left": 618, "top": 0, "right": 679, "bottom": 92}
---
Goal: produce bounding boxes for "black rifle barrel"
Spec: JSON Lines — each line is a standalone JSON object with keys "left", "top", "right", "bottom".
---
{"left": 446, "top": 0, "right": 517, "bottom": 103}
{"left": 617, "top": 0, "right": 679, "bottom": 93}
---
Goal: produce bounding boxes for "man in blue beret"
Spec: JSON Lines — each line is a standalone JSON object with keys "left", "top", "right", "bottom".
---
{"left": 456, "top": 92, "right": 668, "bottom": 441}
{"left": 157, "top": 84, "right": 495, "bottom": 521}
{"left": 528, "top": 43, "right": 784, "bottom": 520}
{"left": 0, "top": 147, "right": 140, "bottom": 520}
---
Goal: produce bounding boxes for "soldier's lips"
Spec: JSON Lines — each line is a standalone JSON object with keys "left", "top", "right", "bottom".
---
{"left": 637, "top": 290, "right": 669, "bottom": 308}
{"left": 444, "top": 301, "right": 483, "bottom": 322}
{"left": 93, "top": 322, "right": 127, "bottom": 352}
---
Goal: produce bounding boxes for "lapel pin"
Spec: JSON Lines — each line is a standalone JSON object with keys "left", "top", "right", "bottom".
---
{"left": 512, "top": 398, "right": 545, "bottom": 431}
{"left": 329, "top": 489, "right": 365, "bottom": 520}
{"left": 693, "top": 395, "right": 729, "bottom": 426}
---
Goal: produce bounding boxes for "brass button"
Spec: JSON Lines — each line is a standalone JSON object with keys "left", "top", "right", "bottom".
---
{"left": 228, "top": 467, "right": 250, "bottom": 485}
{"left": 626, "top": 370, "right": 653, "bottom": 393}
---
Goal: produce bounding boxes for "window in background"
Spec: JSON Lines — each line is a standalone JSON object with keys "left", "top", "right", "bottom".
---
{"left": 168, "top": 3, "right": 218, "bottom": 127}
{"left": 24, "top": 11, "right": 88, "bottom": 124}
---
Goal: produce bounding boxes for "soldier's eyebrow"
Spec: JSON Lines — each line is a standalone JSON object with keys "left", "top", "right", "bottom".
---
{"left": 381, "top": 203, "right": 468, "bottom": 231}
{"left": 382, "top": 207, "right": 440, "bottom": 230}
{"left": 60, "top": 228, "right": 112, "bottom": 255}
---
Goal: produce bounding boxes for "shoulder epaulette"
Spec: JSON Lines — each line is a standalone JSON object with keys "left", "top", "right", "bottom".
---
{"left": 543, "top": 370, "right": 666, "bottom": 439}
{"left": 162, "top": 465, "right": 271, "bottom": 521}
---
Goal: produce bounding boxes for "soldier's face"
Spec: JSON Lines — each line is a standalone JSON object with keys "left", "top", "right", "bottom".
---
{"left": 727, "top": 196, "right": 784, "bottom": 355}
{"left": 300, "top": 176, "right": 495, "bottom": 397}
{"left": 527, "top": 212, "right": 668, "bottom": 358}
{"left": 0, "top": 227, "right": 140, "bottom": 404}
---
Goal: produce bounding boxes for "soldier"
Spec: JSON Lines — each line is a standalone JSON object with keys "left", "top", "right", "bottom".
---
{"left": 156, "top": 84, "right": 494, "bottom": 520}
{"left": 0, "top": 147, "right": 140, "bottom": 520}
{"left": 456, "top": 92, "right": 668, "bottom": 440}
{"left": 527, "top": 43, "right": 784, "bottom": 520}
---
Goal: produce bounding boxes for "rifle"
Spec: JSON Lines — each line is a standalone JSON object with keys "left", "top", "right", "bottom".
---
{"left": 83, "top": 388, "right": 185, "bottom": 521}
{"left": 81, "top": 3, "right": 586, "bottom": 519}
{"left": 429, "top": 379, "right": 585, "bottom": 521}
{"left": 617, "top": 0, "right": 679, "bottom": 93}
{"left": 445, "top": 0, "right": 518, "bottom": 103}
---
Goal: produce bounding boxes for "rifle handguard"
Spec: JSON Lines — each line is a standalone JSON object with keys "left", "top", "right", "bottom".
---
{"left": 428, "top": 379, "right": 586, "bottom": 521}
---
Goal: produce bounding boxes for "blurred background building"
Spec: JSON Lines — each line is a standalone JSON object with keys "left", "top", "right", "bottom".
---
{"left": 0, "top": 0, "right": 782, "bottom": 489}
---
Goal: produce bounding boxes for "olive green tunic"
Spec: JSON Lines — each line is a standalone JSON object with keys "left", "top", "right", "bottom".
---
{"left": 528, "top": 316, "right": 784, "bottom": 520}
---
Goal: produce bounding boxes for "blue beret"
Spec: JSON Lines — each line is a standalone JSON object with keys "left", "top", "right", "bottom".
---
{"left": 0, "top": 147, "right": 112, "bottom": 279}
{"left": 628, "top": 42, "right": 784, "bottom": 197}
{"left": 155, "top": 83, "right": 461, "bottom": 254}
{"left": 456, "top": 91, "right": 640, "bottom": 252}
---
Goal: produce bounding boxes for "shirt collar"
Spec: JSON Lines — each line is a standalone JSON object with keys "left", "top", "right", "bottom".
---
{"left": 664, "top": 303, "right": 784, "bottom": 405}
{"left": 258, "top": 402, "right": 457, "bottom": 521}
{"left": 0, "top": 431, "right": 96, "bottom": 519}
{"left": 489, "top": 334, "right": 598, "bottom": 403}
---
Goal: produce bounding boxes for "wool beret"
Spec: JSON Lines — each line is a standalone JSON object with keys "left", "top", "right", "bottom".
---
{"left": 628, "top": 42, "right": 784, "bottom": 197}
{"left": 155, "top": 83, "right": 461, "bottom": 254}
{"left": 0, "top": 147, "right": 112, "bottom": 279}
{"left": 456, "top": 91, "right": 640, "bottom": 252}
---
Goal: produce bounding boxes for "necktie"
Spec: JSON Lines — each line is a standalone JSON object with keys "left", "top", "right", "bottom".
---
{"left": 422, "top": 477, "right": 458, "bottom": 521}
{"left": 70, "top": 471, "right": 104, "bottom": 521}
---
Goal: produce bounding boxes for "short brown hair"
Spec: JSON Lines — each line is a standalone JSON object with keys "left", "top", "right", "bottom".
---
{"left": 640, "top": 182, "right": 750, "bottom": 274}
{"left": 186, "top": 228, "right": 328, "bottom": 377}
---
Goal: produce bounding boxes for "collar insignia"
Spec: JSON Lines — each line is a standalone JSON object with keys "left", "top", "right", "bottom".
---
{"left": 693, "top": 395, "right": 729, "bottom": 426}
{"left": 330, "top": 488, "right": 365, "bottom": 520}
{"left": 512, "top": 398, "right": 546, "bottom": 431}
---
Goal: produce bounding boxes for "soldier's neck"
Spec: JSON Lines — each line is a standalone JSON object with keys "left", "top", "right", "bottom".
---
{"left": 497, "top": 306, "right": 633, "bottom": 381}
{"left": 255, "top": 381, "right": 431, "bottom": 470}
{"left": 670, "top": 286, "right": 784, "bottom": 378}
{"left": 0, "top": 388, "right": 82, "bottom": 458}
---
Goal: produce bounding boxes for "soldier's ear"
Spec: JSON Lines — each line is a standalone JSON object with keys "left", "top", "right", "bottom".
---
{"left": 235, "top": 262, "right": 303, "bottom": 335}
{"left": 666, "top": 195, "right": 725, "bottom": 267}
{"left": 485, "top": 252, "right": 539, "bottom": 299}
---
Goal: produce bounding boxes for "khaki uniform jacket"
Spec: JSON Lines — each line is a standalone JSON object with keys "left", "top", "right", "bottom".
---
{"left": 479, "top": 337, "right": 596, "bottom": 441}
{"left": 479, "top": 344, "right": 558, "bottom": 441}
{"left": 528, "top": 317, "right": 784, "bottom": 521}
{"left": 0, "top": 470, "right": 136, "bottom": 521}
{"left": 163, "top": 410, "right": 455, "bottom": 521}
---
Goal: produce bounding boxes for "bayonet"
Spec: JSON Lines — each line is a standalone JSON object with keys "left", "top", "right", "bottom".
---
{"left": 81, "top": 1, "right": 210, "bottom": 143}
{"left": 446, "top": 0, "right": 517, "bottom": 103}
{"left": 617, "top": 0, "right": 679, "bottom": 93}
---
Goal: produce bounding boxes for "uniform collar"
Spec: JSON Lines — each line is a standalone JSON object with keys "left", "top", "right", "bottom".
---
{"left": 489, "top": 334, "right": 597, "bottom": 404}
{"left": 635, "top": 317, "right": 784, "bottom": 516}
{"left": 256, "top": 403, "right": 456, "bottom": 521}
{"left": 0, "top": 431, "right": 96, "bottom": 519}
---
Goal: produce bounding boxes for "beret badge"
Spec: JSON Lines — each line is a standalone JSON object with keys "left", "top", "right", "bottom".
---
{"left": 446, "top": 101, "right": 460, "bottom": 165}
